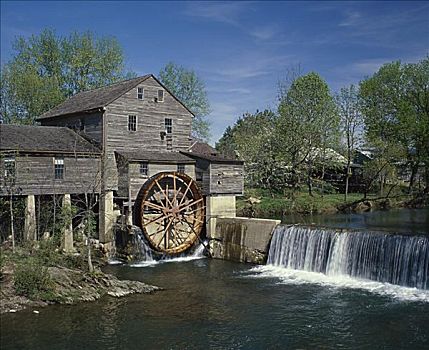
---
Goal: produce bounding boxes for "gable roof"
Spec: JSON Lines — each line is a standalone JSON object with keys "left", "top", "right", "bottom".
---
{"left": 36, "top": 74, "right": 195, "bottom": 120}
{"left": 0, "top": 124, "right": 101, "bottom": 154}
{"left": 182, "top": 139, "right": 244, "bottom": 165}
{"left": 37, "top": 75, "right": 151, "bottom": 120}
{"left": 115, "top": 150, "right": 195, "bottom": 164}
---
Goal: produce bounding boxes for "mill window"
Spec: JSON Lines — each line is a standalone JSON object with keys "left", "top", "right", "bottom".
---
{"left": 165, "top": 118, "right": 172, "bottom": 134}
{"left": 140, "top": 162, "right": 148, "bottom": 176}
{"left": 177, "top": 164, "right": 185, "bottom": 173}
{"left": 158, "top": 89, "right": 164, "bottom": 102}
{"left": 4, "top": 157, "right": 15, "bottom": 178}
{"left": 128, "top": 115, "right": 137, "bottom": 131}
{"left": 137, "top": 87, "right": 144, "bottom": 100}
{"left": 54, "top": 158, "right": 64, "bottom": 180}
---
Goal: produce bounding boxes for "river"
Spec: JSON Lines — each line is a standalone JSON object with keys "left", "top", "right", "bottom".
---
{"left": 1, "top": 208, "right": 428, "bottom": 349}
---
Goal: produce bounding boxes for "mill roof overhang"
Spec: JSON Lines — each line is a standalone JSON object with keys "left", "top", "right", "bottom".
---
{"left": 115, "top": 150, "right": 196, "bottom": 164}
{"left": 180, "top": 151, "right": 244, "bottom": 165}
{"left": 0, "top": 124, "right": 101, "bottom": 155}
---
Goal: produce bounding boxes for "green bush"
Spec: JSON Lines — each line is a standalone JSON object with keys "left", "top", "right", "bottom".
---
{"left": 36, "top": 239, "right": 61, "bottom": 266}
{"left": 14, "top": 258, "right": 52, "bottom": 298}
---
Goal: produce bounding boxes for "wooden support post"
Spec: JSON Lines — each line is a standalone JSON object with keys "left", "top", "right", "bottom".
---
{"left": 63, "top": 194, "right": 74, "bottom": 253}
{"left": 24, "top": 195, "right": 37, "bottom": 241}
{"left": 99, "top": 190, "right": 114, "bottom": 245}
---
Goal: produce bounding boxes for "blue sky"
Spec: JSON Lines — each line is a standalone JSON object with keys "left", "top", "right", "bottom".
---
{"left": 1, "top": 1, "right": 428, "bottom": 144}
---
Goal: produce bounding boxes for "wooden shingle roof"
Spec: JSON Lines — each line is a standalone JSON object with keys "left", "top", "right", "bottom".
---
{"left": 37, "top": 75, "right": 151, "bottom": 120}
{"left": 181, "top": 151, "right": 244, "bottom": 164}
{"left": 183, "top": 140, "right": 244, "bottom": 164}
{"left": 0, "top": 124, "right": 101, "bottom": 154}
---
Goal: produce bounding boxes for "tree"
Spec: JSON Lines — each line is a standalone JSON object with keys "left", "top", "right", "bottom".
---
{"left": 276, "top": 72, "right": 339, "bottom": 196}
{"left": 1, "top": 29, "right": 133, "bottom": 125}
{"left": 215, "top": 126, "right": 237, "bottom": 159}
{"left": 336, "top": 84, "right": 363, "bottom": 200}
{"left": 159, "top": 62, "right": 211, "bottom": 141}
{"left": 216, "top": 110, "right": 284, "bottom": 192}
{"left": 359, "top": 57, "right": 429, "bottom": 193}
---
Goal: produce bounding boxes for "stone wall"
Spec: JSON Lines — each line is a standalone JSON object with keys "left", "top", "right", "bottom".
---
{"left": 209, "top": 217, "right": 280, "bottom": 264}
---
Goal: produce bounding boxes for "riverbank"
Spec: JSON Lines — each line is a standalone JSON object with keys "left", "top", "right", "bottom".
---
{"left": 0, "top": 242, "right": 159, "bottom": 314}
{"left": 237, "top": 188, "right": 428, "bottom": 219}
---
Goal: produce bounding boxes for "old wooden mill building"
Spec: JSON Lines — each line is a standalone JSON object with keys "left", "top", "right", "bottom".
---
{"left": 0, "top": 75, "right": 244, "bottom": 255}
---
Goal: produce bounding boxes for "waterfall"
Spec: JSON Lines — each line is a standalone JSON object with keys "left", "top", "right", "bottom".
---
{"left": 268, "top": 226, "right": 429, "bottom": 290}
{"left": 134, "top": 230, "right": 154, "bottom": 262}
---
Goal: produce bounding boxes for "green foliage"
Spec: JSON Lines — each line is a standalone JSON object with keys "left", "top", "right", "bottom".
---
{"left": 217, "top": 110, "right": 286, "bottom": 191}
{"left": 359, "top": 57, "right": 429, "bottom": 191}
{"left": 276, "top": 72, "right": 339, "bottom": 195}
{"left": 1, "top": 29, "right": 133, "bottom": 124}
{"left": 159, "top": 62, "right": 211, "bottom": 141}
{"left": 14, "top": 257, "right": 52, "bottom": 298}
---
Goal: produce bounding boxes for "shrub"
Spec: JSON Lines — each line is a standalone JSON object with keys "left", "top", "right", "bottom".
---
{"left": 14, "top": 258, "right": 52, "bottom": 298}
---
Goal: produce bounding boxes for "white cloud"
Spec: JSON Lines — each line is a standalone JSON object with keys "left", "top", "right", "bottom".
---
{"left": 339, "top": 11, "right": 361, "bottom": 27}
{"left": 205, "top": 52, "right": 294, "bottom": 82}
{"left": 183, "top": 1, "right": 249, "bottom": 26}
{"left": 249, "top": 25, "right": 279, "bottom": 40}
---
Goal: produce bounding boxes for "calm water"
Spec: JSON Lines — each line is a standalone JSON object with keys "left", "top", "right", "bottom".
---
{"left": 1, "top": 208, "right": 429, "bottom": 349}
{"left": 282, "top": 207, "right": 429, "bottom": 235}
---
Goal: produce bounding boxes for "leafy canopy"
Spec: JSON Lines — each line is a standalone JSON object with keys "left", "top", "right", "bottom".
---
{"left": 1, "top": 29, "right": 133, "bottom": 124}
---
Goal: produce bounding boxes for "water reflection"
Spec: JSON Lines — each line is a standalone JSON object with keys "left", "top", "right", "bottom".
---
{"left": 1, "top": 259, "right": 429, "bottom": 349}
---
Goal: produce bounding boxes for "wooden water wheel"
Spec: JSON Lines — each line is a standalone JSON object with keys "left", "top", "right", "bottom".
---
{"left": 134, "top": 172, "right": 205, "bottom": 254}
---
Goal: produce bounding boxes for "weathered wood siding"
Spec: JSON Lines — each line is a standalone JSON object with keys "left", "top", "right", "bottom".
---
{"left": 125, "top": 162, "right": 195, "bottom": 201}
{"left": 0, "top": 153, "right": 101, "bottom": 196}
{"left": 104, "top": 76, "right": 193, "bottom": 190}
{"left": 116, "top": 154, "right": 129, "bottom": 198}
{"left": 40, "top": 112, "right": 104, "bottom": 145}
{"left": 194, "top": 158, "right": 211, "bottom": 195}
{"left": 209, "top": 163, "right": 244, "bottom": 195}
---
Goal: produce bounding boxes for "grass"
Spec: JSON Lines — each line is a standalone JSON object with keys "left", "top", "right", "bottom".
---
{"left": 237, "top": 188, "right": 370, "bottom": 218}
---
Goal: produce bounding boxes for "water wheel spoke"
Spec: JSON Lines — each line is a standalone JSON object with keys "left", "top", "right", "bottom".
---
{"left": 170, "top": 222, "right": 186, "bottom": 246}
{"left": 154, "top": 217, "right": 174, "bottom": 247}
{"left": 182, "top": 215, "right": 204, "bottom": 225}
{"left": 143, "top": 213, "right": 167, "bottom": 227}
{"left": 154, "top": 178, "right": 173, "bottom": 207}
{"left": 178, "top": 178, "right": 193, "bottom": 207}
{"left": 182, "top": 206, "right": 205, "bottom": 216}
{"left": 148, "top": 221, "right": 170, "bottom": 237}
{"left": 178, "top": 198, "right": 204, "bottom": 213}
{"left": 143, "top": 201, "right": 165, "bottom": 212}
{"left": 173, "top": 173, "right": 177, "bottom": 204}
{"left": 181, "top": 206, "right": 205, "bottom": 217}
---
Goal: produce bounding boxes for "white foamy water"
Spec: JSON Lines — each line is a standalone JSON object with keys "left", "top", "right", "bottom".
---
{"left": 130, "top": 243, "right": 207, "bottom": 268}
{"left": 244, "top": 265, "right": 429, "bottom": 302}
{"left": 107, "top": 259, "right": 123, "bottom": 265}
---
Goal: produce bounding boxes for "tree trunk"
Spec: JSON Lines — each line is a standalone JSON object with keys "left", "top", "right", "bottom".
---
{"left": 379, "top": 174, "right": 384, "bottom": 197}
{"left": 425, "top": 162, "right": 429, "bottom": 194}
{"left": 10, "top": 195, "right": 15, "bottom": 253}
{"left": 408, "top": 162, "right": 418, "bottom": 194}
{"left": 87, "top": 239, "right": 94, "bottom": 273}
{"left": 307, "top": 170, "right": 313, "bottom": 197}
{"left": 307, "top": 160, "right": 314, "bottom": 197}
{"left": 53, "top": 194, "right": 56, "bottom": 236}
{"left": 344, "top": 162, "right": 351, "bottom": 202}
